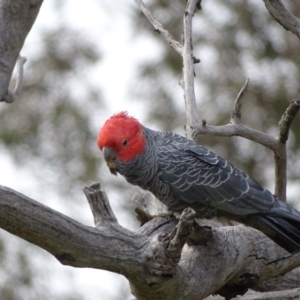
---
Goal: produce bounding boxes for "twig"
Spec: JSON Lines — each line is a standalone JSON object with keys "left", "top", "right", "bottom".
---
{"left": 133, "top": 0, "right": 183, "bottom": 55}
{"left": 263, "top": 0, "right": 300, "bottom": 40}
{"left": 132, "top": 0, "right": 200, "bottom": 139}
{"left": 230, "top": 78, "right": 249, "bottom": 124}
{"left": 2, "top": 55, "right": 27, "bottom": 103}
{"left": 278, "top": 98, "right": 300, "bottom": 144}
{"left": 182, "top": 0, "right": 200, "bottom": 139}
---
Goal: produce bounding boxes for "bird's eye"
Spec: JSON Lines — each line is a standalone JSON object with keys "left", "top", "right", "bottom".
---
{"left": 122, "top": 139, "right": 128, "bottom": 146}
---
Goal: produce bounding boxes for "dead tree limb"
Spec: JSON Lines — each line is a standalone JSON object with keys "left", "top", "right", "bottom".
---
{"left": 0, "top": 0, "right": 42, "bottom": 102}
{"left": 1, "top": 183, "right": 300, "bottom": 300}
{"left": 263, "top": 0, "right": 300, "bottom": 40}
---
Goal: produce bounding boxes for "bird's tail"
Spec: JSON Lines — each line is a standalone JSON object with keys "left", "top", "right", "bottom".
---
{"left": 251, "top": 204, "right": 300, "bottom": 253}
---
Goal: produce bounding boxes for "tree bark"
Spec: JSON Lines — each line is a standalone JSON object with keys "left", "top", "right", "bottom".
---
{"left": 0, "top": 0, "right": 43, "bottom": 101}
{"left": 1, "top": 183, "right": 300, "bottom": 300}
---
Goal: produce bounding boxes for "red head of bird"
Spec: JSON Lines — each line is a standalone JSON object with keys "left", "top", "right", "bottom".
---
{"left": 97, "top": 112, "right": 146, "bottom": 170}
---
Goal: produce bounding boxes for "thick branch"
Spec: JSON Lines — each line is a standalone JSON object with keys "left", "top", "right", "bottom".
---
{"left": 263, "top": 0, "right": 300, "bottom": 40}
{"left": 0, "top": 185, "right": 147, "bottom": 276}
{"left": 131, "top": 193, "right": 300, "bottom": 298}
{"left": 0, "top": 0, "right": 43, "bottom": 101}
{"left": 1, "top": 184, "right": 300, "bottom": 300}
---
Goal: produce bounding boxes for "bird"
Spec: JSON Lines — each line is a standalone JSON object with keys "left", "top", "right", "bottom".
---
{"left": 97, "top": 111, "right": 300, "bottom": 253}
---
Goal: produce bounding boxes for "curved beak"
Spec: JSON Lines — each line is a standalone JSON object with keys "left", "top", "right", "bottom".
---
{"left": 102, "top": 147, "right": 118, "bottom": 175}
{"left": 103, "top": 147, "right": 116, "bottom": 163}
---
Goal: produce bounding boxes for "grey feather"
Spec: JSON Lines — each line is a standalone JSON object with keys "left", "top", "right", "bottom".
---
{"left": 114, "top": 127, "right": 300, "bottom": 253}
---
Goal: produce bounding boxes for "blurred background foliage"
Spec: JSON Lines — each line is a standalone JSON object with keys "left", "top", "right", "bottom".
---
{"left": 1, "top": 27, "right": 101, "bottom": 197}
{"left": 0, "top": 0, "right": 299, "bottom": 299}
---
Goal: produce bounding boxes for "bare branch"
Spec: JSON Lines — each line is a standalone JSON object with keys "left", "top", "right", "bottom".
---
{"left": 0, "top": 185, "right": 146, "bottom": 275}
{"left": 273, "top": 98, "right": 300, "bottom": 200}
{"left": 263, "top": 0, "right": 300, "bottom": 40}
{"left": 274, "top": 146, "right": 287, "bottom": 201}
{"left": 193, "top": 90, "right": 300, "bottom": 201}
{"left": 230, "top": 78, "right": 249, "bottom": 124}
{"left": 2, "top": 55, "right": 27, "bottom": 103}
{"left": 278, "top": 98, "right": 300, "bottom": 144}
{"left": 0, "top": 0, "right": 43, "bottom": 101}
{"left": 133, "top": 0, "right": 183, "bottom": 55}
{"left": 132, "top": 0, "right": 200, "bottom": 140}
{"left": 193, "top": 122, "right": 278, "bottom": 151}
{"left": 1, "top": 184, "right": 300, "bottom": 299}
{"left": 182, "top": 0, "right": 201, "bottom": 139}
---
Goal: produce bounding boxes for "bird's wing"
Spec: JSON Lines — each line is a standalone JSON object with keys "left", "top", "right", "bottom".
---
{"left": 156, "top": 134, "right": 275, "bottom": 216}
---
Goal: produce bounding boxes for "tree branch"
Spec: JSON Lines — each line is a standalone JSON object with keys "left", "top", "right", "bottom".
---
{"left": 193, "top": 87, "right": 300, "bottom": 201}
{"left": 133, "top": 0, "right": 300, "bottom": 201}
{"left": 1, "top": 55, "right": 27, "bottom": 103}
{"left": 83, "top": 182, "right": 118, "bottom": 227}
{"left": 263, "top": 0, "right": 300, "bottom": 40}
{"left": 278, "top": 98, "right": 300, "bottom": 144}
{"left": 182, "top": 0, "right": 201, "bottom": 139}
{"left": 1, "top": 183, "right": 300, "bottom": 299}
{"left": 133, "top": 0, "right": 183, "bottom": 55}
{"left": 0, "top": 0, "right": 43, "bottom": 101}
{"left": 133, "top": 0, "right": 200, "bottom": 139}
{"left": 0, "top": 185, "right": 147, "bottom": 276}
{"left": 230, "top": 78, "right": 249, "bottom": 124}
{"left": 132, "top": 0, "right": 300, "bottom": 202}
{"left": 273, "top": 98, "right": 300, "bottom": 199}
{"left": 193, "top": 122, "right": 278, "bottom": 151}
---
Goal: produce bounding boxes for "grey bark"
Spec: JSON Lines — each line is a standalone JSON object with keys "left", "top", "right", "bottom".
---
{"left": 0, "top": 0, "right": 43, "bottom": 101}
{"left": 1, "top": 184, "right": 300, "bottom": 300}
{"left": 263, "top": 0, "right": 300, "bottom": 40}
